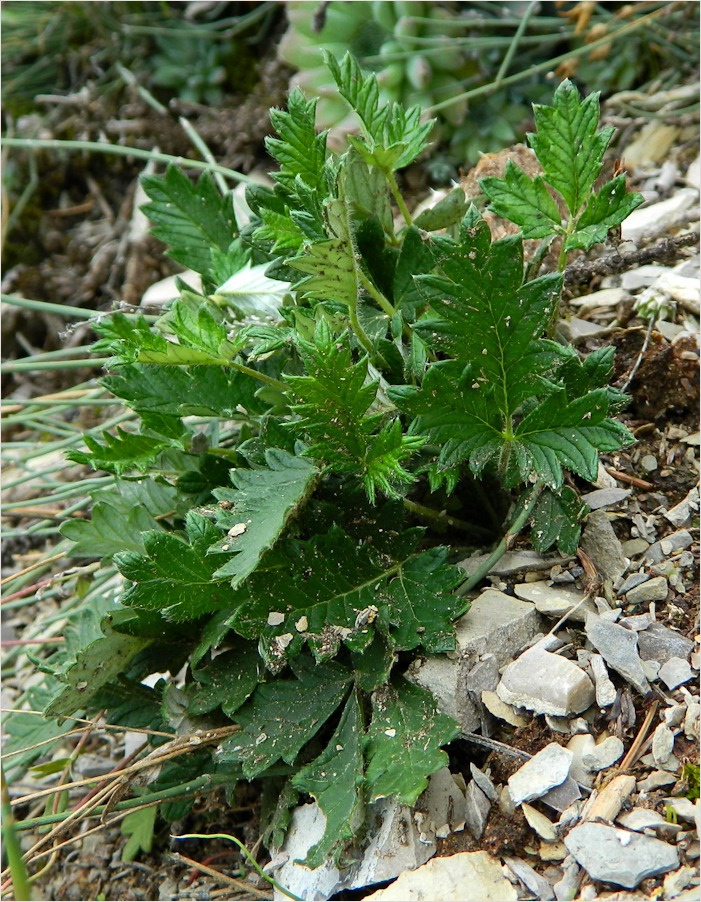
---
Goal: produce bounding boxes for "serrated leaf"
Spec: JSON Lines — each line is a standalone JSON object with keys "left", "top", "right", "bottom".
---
{"left": 513, "top": 388, "right": 635, "bottom": 488}
{"left": 481, "top": 160, "right": 562, "bottom": 238}
{"left": 104, "top": 363, "right": 264, "bottom": 418}
{"left": 61, "top": 479, "right": 181, "bottom": 558}
{"left": 232, "top": 525, "right": 462, "bottom": 662}
{"left": 566, "top": 175, "right": 644, "bottom": 250}
{"left": 115, "top": 511, "right": 241, "bottom": 622}
{"left": 266, "top": 88, "right": 328, "bottom": 196}
{"left": 528, "top": 79, "right": 614, "bottom": 216}
{"left": 364, "top": 679, "right": 458, "bottom": 805}
{"left": 67, "top": 427, "right": 179, "bottom": 475}
{"left": 292, "top": 690, "right": 365, "bottom": 868}
{"left": 393, "top": 227, "right": 437, "bottom": 318}
{"left": 530, "top": 486, "right": 588, "bottom": 556}
{"left": 121, "top": 807, "right": 157, "bottom": 862}
{"left": 216, "top": 656, "right": 351, "bottom": 778}
{"left": 285, "top": 322, "right": 422, "bottom": 501}
{"left": 288, "top": 236, "right": 358, "bottom": 307}
{"left": 414, "top": 187, "right": 469, "bottom": 232}
{"left": 141, "top": 164, "right": 237, "bottom": 279}
{"left": 210, "top": 448, "right": 318, "bottom": 585}
{"left": 188, "top": 643, "right": 262, "bottom": 717}
{"left": 45, "top": 625, "right": 151, "bottom": 718}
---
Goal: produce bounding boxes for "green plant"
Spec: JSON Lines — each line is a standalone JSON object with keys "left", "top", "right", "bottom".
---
{"left": 21, "top": 55, "right": 641, "bottom": 869}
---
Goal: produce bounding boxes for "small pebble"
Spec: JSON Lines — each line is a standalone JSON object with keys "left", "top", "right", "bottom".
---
{"left": 659, "top": 657, "right": 695, "bottom": 689}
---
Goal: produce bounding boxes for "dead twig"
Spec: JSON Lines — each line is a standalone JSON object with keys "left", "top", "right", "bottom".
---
{"left": 564, "top": 232, "right": 699, "bottom": 287}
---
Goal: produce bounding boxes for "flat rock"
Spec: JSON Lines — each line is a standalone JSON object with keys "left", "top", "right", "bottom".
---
{"left": 497, "top": 646, "right": 595, "bottom": 717}
{"left": 644, "top": 530, "right": 694, "bottom": 564}
{"left": 564, "top": 822, "right": 679, "bottom": 888}
{"left": 522, "top": 803, "right": 558, "bottom": 842}
{"left": 580, "top": 487, "right": 631, "bottom": 510}
{"left": 637, "top": 623, "right": 694, "bottom": 665}
{"left": 663, "top": 797, "right": 698, "bottom": 824}
{"left": 364, "top": 851, "right": 517, "bottom": 901}
{"left": 508, "top": 743, "right": 573, "bottom": 805}
{"left": 658, "top": 656, "right": 695, "bottom": 689}
{"left": 617, "top": 807, "right": 680, "bottom": 834}
{"left": 469, "top": 763, "right": 498, "bottom": 802}
{"left": 589, "top": 654, "right": 618, "bottom": 707}
{"left": 459, "top": 549, "right": 570, "bottom": 577}
{"left": 637, "top": 770, "right": 677, "bottom": 792}
{"left": 407, "top": 590, "right": 541, "bottom": 732}
{"left": 539, "top": 776, "right": 581, "bottom": 812}
{"left": 419, "top": 767, "right": 468, "bottom": 835}
{"left": 503, "top": 855, "right": 555, "bottom": 901}
{"left": 514, "top": 581, "right": 597, "bottom": 622}
{"left": 567, "top": 734, "right": 597, "bottom": 788}
{"left": 621, "top": 187, "right": 699, "bottom": 243}
{"left": 652, "top": 722, "right": 676, "bottom": 769}
{"left": 272, "top": 803, "right": 344, "bottom": 901}
{"left": 580, "top": 510, "right": 628, "bottom": 583}
{"left": 585, "top": 617, "right": 651, "bottom": 695}
{"left": 625, "top": 575, "right": 669, "bottom": 604}
{"left": 581, "top": 735, "right": 625, "bottom": 772}
{"left": 464, "top": 779, "right": 491, "bottom": 840}
{"left": 664, "top": 485, "right": 700, "bottom": 528}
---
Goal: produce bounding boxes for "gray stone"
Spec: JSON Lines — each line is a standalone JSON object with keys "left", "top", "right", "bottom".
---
{"left": 480, "top": 691, "right": 529, "bottom": 727}
{"left": 585, "top": 617, "right": 651, "bottom": 695}
{"left": 521, "top": 803, "right": 558, "bottom": 842}
{"left": 637, "top": 623, "right": 694, "bottom": 665}
{"left": 663, "top": 797, "right": 698, "bottom": 824}
{"left": 272, "top": 803, "right": 344, "bottom": 900}
{"left": 508, "top": 743, "right": 573, "bottom": 805}
{"left": 504, "top": 855, "right": 556, "bottom": 901}
{"left": 617, "top": 807, "right": 682, "bottom": 835}
{"left": 514, "top": 581, "right": 598, "bottom": 622}
{"left": 618, "top": 611, "right": 654, "bottom": 631}
{"left": 621, "top": 264, "right": 669, "bottom": 290}
{"left": 580, "top": 510, "right": 627, "bottom": 583}
{"left": 497, "top": 646, "right": 595, "bottom": 717}
{"left": 621, "top": 187, "right": 699, "bottom": 243}
{"left": 659, "top": 657, "right": 695, "bottom": 689}
{"left": 408, "top": 590, "right": 541, "bottom": 732}
{"left": 617, "top": 572, "right": 651, "bottom": 596}
{"left": 622, "top": 537, "right": 651, "bottom": 558}
{"left": 564, "top": 822, "right": 679, "bottom": 888}
{"left": 626, "top": 575, "right": 669, "bottom": 604}
{"left": 469, "top": 763, "right": 498, "bottom": 802}
{"left": 571, "top": 287, "right": 630, "bottom": 312}
{"left": 554, "top": 855, "right": 582, "bottom": 901}
{"left": 644, "top": 530, "right": 694, "bottom": 564}
{"left": 566, "top": 734, "right": 597, "bottom": 788}
{"left": 459, "top": 549, "right": 571, "bottom": 577}
{"left": 418, "top": 767, "right": 468, "bottom": 835}
{"left": 589, "top": 654, "right": 618, "bottom": 707}
{"left": 652, "top": 722, "right": 676, "bottom": 769}
{"left": 580, "top": 487, "right": 631, "bottom": 510}
{"left": 540, "top": 777, "right": 582, "bottom": 812}
{"left": 581, "top": 735, "right": 625, "bottom": 771}
{"left": 664, "top": 486, "right": 700, "bottom": 528}
{"left": 464, "top": 779, "right": 492, "bottom": 840}
{"left": 637, "top": 771, "right": 677, "bottom": 792}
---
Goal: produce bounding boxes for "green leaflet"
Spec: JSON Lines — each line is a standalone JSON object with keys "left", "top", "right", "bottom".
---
{"left": 141, "top": 164, "right": 237, "bottom": 281}
{"left": 187, "top": 642, "right": 262, "bottom": 718}
{"left": 530, "top": 486, "right": 588, "bottom": 556}
{"left": 209, "top": 448, "right": 319, "bottom": 586}
{"left": 67, "top": 427, "right": 180, "bottom": 475}
{"left": 291, "top": 691, "right": 365, "bottom": 869}
{"left": 115, "top": 511, "right": 241, "bottom": 622}
{"left": 121, "top": 808, "right": 157, "bottom": 862}
{"left": 480, "top": 80, "right": 644, "bottom": 248}
{"left": 266, "top": 88, "right": 329, "bottom": 197}
{"left": 365, "top": 679, "right": 458, "bottom": 805}
{"left": 216, "top": 656, "right": 351, "bottom": 778}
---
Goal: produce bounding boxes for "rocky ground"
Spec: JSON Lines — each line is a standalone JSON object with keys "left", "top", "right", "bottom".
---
{"left": 2, "top": 47, "right": 699, "bottom": 902}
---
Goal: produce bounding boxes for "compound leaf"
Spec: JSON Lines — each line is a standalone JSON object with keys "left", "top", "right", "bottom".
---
{"left": 566, "top": 174, "right": 644, "bottom": 250}
{"left": 364, "top": 679, "right": 458, "bottom": 805}
{"left": 530, "top": 486, "right": 588, "bottom": 556}
{"left": 188, "top": 643, "right": 262, "bottom": 718}
{"left": 480, "top": 160, "right": 562, "bottom": 238}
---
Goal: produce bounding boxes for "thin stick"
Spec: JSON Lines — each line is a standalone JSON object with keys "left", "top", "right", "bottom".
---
{"left": 619, "top": 699, "right": 659, "bottom": 771}
{"left": 605, "top": 468, "right": 654, "bottom": 490}
{"left": 169, "top": 852, "right": 271, "bottom": 898}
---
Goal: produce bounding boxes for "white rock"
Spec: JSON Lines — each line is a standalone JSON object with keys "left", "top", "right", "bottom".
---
{"left": 663, "top": 866, "right": 697, "bottom": 899}
{"left": 658, "top": 656, "right": 695, "bottom": 689}
{"left": 637, "top": 770, "right": 677, "bottom": 792}
{"left": 508, "top": 743, "right": 573, "bottom": 805}
{"left": 589, "top": 654, "right": 618, "bottom": 707}
{"left": 621, "top": 188, "right": 699, "bottom": 243}
{"left": 581, "top": 735, "right": 625, "bottom": 772}
{"left": 652, "top": 722, "right": 676, "bottom": 769}
{"left": 363, "top": 850, "right": 518, "bottom": 901}
{"left": 564, "top": 822, "right": 679, "bottom": 888}
{"left": 566, "top": 734, "right": 597, "bottom": 788}
{"left": 663, "top": 797, "right": 698, "bottom": 824}
{"left": 665, "top": 485, "right": 700, "bottom": 528}
{"left": 617, "top": 806, "right": 682, "bottom": 837}
{"left": 580, "top": 487, "right": 631, "bottom": 510}
{"left": 497, "top": 646, "right": 595, "bottom": 717}
{"left": 408, "top": 590, "right": 541, "bottom": 732}
{"left": 514, "top": 581, "right": 597, "bottom": 622}
{"left": 272, "top": 804, "right": 343, "bottom": 901}
{"left": 585, "top": 617, "right": 651, "bottom": 696}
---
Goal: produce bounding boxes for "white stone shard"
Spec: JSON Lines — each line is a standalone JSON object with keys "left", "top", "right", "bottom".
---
{"left": 508, "top": 743, "right": 573, "bottom": 806}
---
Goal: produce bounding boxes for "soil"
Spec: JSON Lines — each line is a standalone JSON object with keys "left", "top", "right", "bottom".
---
{"left": 2, "top": 15, "right": 699, "bottom": 902}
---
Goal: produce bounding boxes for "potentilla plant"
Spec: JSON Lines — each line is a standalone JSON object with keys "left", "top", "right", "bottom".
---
{"left": 42, "top": 53, "right": 640, "bottom": 865}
